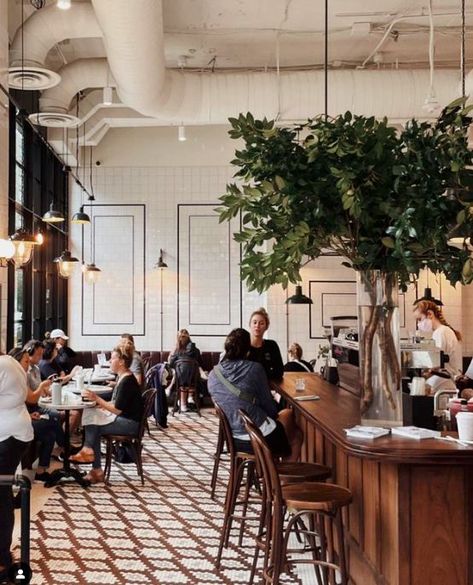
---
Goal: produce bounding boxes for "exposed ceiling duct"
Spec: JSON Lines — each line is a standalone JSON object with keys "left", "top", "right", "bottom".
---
{"left": 32, "top": 58, "right": 115, "bottom": 127}
{"left": 38, "top": 59, "right": 460, "bottom": 129}
{"left": 9, "top": 1, "right": 101, "bottom": 90}
{"left": 21, "top": 0, "right": 465, "bottom": 142}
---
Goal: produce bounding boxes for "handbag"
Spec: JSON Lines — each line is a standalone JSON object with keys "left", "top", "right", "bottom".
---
{"left": 114, "top": 442, "right": 136, "bottom": 464}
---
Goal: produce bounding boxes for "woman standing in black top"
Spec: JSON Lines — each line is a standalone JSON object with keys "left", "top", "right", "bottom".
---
{"left": 248, "top": 308, "right": 284, "bottom": 382}
{"left": 70, "top": 345, "right": 144, "bottom": 484}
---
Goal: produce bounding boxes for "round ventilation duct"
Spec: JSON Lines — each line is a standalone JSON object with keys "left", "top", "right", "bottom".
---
{"left": 8, "top": 66, "right": 61, "bottom": 91}
{"left": 29, "top": 112, "right": 80, "bottom": 128}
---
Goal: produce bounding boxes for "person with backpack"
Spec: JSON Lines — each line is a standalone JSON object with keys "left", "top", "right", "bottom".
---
{"left": 208, "top": 328, "right": 302, "bottom": 462}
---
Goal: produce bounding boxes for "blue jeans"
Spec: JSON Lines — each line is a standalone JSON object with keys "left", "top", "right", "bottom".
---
{"left": 84, "top": 417, "right": 139, "bottom": 469}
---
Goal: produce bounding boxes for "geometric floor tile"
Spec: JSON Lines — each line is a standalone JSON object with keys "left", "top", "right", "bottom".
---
{"left": 13, "top": 410, "right": 315, "bottom": 584}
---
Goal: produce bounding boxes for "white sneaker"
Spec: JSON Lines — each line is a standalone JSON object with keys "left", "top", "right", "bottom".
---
{"left": 180, "top": 404, "right": 188, "bottom": 412}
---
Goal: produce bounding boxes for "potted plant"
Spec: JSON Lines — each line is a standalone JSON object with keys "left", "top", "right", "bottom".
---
{"left": 217, "top": 99, "right": 473, "bottom": 424}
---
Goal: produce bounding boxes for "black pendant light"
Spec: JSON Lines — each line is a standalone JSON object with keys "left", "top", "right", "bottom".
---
{"left": 42, "top": 202, "right": 65, "bottom": 223}
{"left": 71, "top": 204, "right": 91, "bottom": 224}
{"left": 286, "top": 285, "right": 313, "bottom": 305}
{"left": 413, "top": 287, "right": 443, "bottom": 306}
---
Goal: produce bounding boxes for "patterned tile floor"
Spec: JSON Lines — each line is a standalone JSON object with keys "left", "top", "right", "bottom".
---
{"left": 15, "top": 410, "right": 315, "bottom": 585}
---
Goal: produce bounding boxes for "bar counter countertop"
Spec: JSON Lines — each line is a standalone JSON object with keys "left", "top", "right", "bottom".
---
{"left": 277, "top": 373, "right": 473, "bottom": 585}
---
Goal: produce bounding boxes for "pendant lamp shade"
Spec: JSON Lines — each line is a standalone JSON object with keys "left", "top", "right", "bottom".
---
{"left": 9, "top": 228, "right": 37, "bottom": 267}
{"left": 71, "top": 206, "right": 91, "bottom": 224}
{"left": 286, "top": 285, "right": 313, "bottom": 305}
{"left": 54, "top": 250, "right": 79, "bottom": 279}
{"left": 82, "top": 262, "right": 101, "bottom": 285}
{"left": 413, "top": 287, "right": 443, "bottom": 306}
{"left": 42, "top": 202, "right": 65, "bottom": 223}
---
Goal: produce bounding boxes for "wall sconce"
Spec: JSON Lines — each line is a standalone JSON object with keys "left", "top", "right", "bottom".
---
{"left": 9, "top": 228, "right": 39, "bottom": 267}
{"left": 82, "top": 262, "right": 101, "bottom": 285}
{"left": 155, "top": 249, "right": 168, "bottom": 351}
{"left": 54, "top": 250, "right": 79, "bottom": 279}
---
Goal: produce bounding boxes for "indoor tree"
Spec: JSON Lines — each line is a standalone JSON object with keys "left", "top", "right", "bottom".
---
{"left": 217, "top": 99, "right": 473, "bottom": 416}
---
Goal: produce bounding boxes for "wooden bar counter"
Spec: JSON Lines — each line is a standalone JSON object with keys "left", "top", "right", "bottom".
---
{"left": 277, "top": 373, "right": 473, "bottom": 585}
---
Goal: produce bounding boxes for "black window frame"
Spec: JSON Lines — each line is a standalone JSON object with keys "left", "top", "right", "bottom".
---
{"left": 7, "top": 104, "right": 69, "bottom": 349}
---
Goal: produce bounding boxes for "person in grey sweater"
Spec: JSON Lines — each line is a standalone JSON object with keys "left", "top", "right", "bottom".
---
{"left": 208, "top": 328, "right": 302, "bottom": 461}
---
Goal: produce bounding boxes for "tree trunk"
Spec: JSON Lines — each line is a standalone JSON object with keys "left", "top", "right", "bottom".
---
{"left": 357, "top": 270, "right": 403, "bottom": 426}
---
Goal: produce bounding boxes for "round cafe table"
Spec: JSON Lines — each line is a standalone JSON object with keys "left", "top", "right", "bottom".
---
{"left": 39, "top": 396, "right": 96, "bottom": 488}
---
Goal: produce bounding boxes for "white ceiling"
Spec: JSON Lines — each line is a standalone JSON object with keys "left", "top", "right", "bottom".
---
{"left": 9, "top": 0, "right": 473, "bottom": 71}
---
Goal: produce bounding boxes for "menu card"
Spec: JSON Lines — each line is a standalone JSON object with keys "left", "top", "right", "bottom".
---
{"left": 391, "top": 426, "right": 440, "bottom": 440}
{"left": 344, "top": 426, "right": 390, "bottom": 439}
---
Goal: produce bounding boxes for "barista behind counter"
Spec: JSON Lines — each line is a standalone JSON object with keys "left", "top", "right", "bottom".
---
{"left": 413, "top": 301, "right": 462, "bottom": 394}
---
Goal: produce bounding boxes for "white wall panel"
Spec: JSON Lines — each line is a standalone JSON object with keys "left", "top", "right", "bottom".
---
{"left": 81, "top": 204, "right": 145, "bottom": 336}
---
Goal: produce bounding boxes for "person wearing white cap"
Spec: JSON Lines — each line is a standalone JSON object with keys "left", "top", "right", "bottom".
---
{"left": 46, "top": 329, "right": 76, "bottom": 374}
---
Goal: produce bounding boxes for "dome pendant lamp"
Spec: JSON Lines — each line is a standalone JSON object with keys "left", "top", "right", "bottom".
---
{"left": 42, "top": 202, "right": 65, "bottom": 223}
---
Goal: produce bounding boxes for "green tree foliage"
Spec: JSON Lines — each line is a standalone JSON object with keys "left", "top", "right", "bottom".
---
{"left": 217, "top": 100, "right": 473, "bottom": 293}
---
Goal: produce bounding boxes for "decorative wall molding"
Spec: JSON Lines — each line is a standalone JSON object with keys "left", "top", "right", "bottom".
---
{"left": 81, "top": 203, "right": 146, "bottom": 336}
{"left": 177, "top": 203, "right": 242, "bottom": 337}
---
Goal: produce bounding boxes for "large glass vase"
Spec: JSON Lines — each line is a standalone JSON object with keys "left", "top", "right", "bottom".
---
{"left": 357, "top": 270, "right": 403, "bottom": 427}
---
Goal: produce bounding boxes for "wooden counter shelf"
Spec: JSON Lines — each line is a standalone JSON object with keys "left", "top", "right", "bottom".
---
{"left": 277, "top": 373, "right": 473, "bottom": 585}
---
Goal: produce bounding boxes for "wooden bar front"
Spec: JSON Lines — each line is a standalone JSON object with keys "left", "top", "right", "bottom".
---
{"left": 278, "top": 373, "right": 473, "bottom": 585}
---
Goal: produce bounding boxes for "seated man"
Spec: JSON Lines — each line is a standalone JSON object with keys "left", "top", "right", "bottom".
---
{"left": 9, "top": 348, "right": 60, "bottom": 482}
{"left": 208, "top": 328, "right": 302, "bottom": 462}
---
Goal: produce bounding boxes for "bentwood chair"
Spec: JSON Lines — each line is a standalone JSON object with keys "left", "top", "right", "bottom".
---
{"left": 102, "top": 388, "right": 157, "bottom": 485}
{"left": 214, "top": 403, "right": 332, "bottom": 571}
{"left": 240, "top": 411, "right": 352, "bottom": 585}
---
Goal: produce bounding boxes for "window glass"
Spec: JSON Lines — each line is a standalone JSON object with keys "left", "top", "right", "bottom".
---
{"left": 13, "top": 269, "right": 24, "bottom": 347}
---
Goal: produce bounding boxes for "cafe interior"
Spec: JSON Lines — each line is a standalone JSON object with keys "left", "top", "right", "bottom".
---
{"left": 1, "top": 1, "right": 473, "bottom": 584}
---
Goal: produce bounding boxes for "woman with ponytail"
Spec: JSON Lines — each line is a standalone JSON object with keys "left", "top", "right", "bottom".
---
{"left": 413, "top": 300, "right": 463, "bottom": 392}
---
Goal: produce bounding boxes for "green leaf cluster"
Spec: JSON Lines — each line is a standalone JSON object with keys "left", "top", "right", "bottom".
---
{"left": 217, "top": 100, "right": 473, "bottom": 293}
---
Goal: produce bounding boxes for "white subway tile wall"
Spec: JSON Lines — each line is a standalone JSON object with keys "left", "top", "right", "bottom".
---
{"left": 67, "top": 124, "right": 472, "bottom": 360}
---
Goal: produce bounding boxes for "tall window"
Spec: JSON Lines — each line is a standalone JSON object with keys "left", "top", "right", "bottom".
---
{"left": 8, "top": 107, "right": 69, "bottom": 348}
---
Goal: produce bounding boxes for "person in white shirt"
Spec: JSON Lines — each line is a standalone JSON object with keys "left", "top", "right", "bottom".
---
{"left": 0, "top": 355, "right": 34, "bottom": 579}
{"left": 413, "top": 300, "right": 462, "bottom": 393}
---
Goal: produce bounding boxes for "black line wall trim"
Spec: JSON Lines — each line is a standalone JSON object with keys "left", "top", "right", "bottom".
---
{"left": 177, "top": 203, "right": 242, "bottom": 337}
{"left": 80, "top": 203, "right": 146, "bottom": 337}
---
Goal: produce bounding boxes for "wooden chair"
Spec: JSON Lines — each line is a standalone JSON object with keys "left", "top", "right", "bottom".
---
{"left": 102, "top": 388, "right": 157, "bottom": 485}
{"left": 214, "top": 403, "right": 332, "bottom": 570}
{"left": 240, "top": 410, "right": 352, "bottom": 585}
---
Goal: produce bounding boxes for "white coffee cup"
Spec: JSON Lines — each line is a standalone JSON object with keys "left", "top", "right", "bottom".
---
{"left": 456, "top": 412, "right": 473, "bottom": 442}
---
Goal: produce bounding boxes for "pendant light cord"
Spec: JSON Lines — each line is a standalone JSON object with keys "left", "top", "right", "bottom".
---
{"left": 461, "top": 0, "right": 466, "bottom": 98}
{"left": 324, "top": 0, "right": 328, "bottom": 119}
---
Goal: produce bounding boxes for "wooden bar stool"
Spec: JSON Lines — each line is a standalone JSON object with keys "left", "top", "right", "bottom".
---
{"left": 241, "top": 411, "right": 352, "bottom": 585}
{"left": 214, "top": 403, "right": 332, "bottom": 570}
{"left": 210, "top": 416, "right": 227, "bottom": 500}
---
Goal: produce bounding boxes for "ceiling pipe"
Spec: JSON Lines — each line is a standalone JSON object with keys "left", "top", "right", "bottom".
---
{"left": 10, "top": 2, "right": 102, "bottom": 67}
{"left": 39, "top": 61, "right": 461, "bottom": 127}
{"left": 9, "top": 2, "right": 102, "bottom": 90}
{"left": 39, "top": 59, "right": 116, "bottom": 114}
